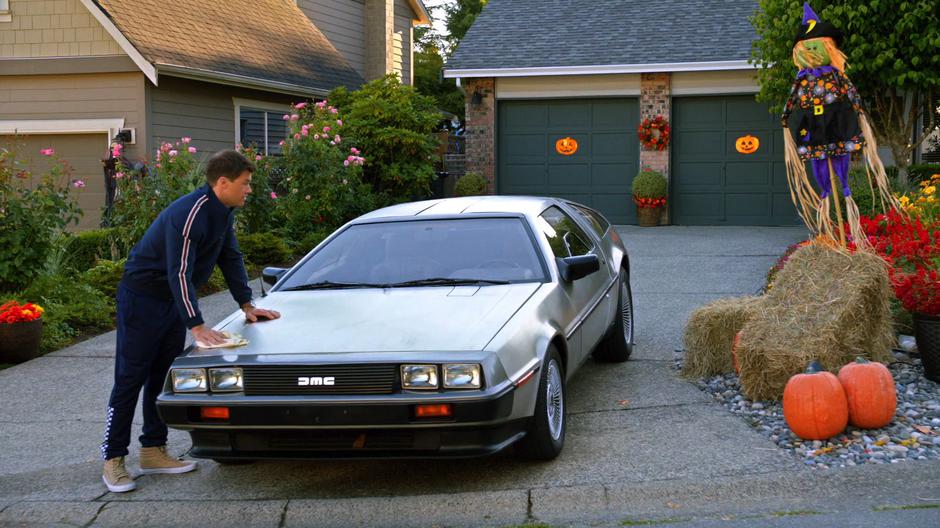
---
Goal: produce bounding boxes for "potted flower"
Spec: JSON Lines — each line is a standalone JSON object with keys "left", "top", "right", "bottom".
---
{"left": 861, "top": 210, "right": 940, "bottom": 381}
{"left": 632, "top": 168, "right": 668, "bottom": 227}
{"left": 0, "top": 300, "right": 45, "bottom": 364}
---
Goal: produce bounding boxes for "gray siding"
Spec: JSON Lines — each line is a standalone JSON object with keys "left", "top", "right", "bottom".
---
{"left": 148, "top": 76, "right": 296, "bottom": 157}
{"left": 297, "top": 0, "right": 365, "bottom": 78}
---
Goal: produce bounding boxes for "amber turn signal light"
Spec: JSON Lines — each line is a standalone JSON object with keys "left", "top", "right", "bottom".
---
{"left": 415, "top": 403, "right": 453, "bottom": 418}
{"left": 200, "top": 406, "right": 230, "bottom": 420}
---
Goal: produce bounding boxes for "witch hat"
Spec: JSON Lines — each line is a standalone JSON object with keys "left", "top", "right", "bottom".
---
{"left": 794, "top": 2, "right": 843, "bottom": 46}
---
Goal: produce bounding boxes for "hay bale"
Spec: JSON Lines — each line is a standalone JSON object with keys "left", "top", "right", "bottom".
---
{"left": 737, "top": 244, "right": 895, "bottom": 401}
{"left": 681, "top": 296, "right": 762, "bottom": 378}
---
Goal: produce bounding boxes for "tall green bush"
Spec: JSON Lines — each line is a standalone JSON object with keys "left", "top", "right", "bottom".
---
{"left": 110, "top": 137, "right": 203, "bottom": 249}
{"left": 0, "top": 145, "right": 82, "bottom": 291}
{"left": 328, "top": 75, "right": 441, "bottom": 200}
{"left": 237, "top": 232, "right": 292, "bottom": 266}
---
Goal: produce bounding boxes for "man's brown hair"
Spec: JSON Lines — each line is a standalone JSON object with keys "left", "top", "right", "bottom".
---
{"left": 206, "top": 149, "right": 254, "bottom": 185}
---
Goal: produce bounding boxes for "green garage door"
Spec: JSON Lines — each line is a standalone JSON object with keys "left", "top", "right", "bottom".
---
{"left": 672, "top": 96, "right": 801, "bottom": 225}
{"left": 498, "top": 99, "right": 639, "bottom": 225}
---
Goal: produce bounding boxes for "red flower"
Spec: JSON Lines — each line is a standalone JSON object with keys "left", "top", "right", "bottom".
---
{"left": 0, "top": 300, "right": 44, "bottom": 324}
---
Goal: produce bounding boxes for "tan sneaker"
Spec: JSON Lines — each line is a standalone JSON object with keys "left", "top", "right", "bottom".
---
{"left": 102, "top": 456, "right": 136, "bottom": 493}
{"left": 139, "top": 446, "right": 197, "bottom": 475}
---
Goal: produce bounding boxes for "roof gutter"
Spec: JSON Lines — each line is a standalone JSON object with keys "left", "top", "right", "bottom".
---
{"left": 444, "top": 60, "right": 756, "bottom": 79}
{"left": 408, "top": 0, "right": 432, "bottom": 25}
{"left": 156, "top": 64, "right": 332, "bottom": 98}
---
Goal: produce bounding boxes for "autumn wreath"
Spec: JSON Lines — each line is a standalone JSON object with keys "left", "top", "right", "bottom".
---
{"left": 637, "top": 115, "right": 670, "bottom": 151}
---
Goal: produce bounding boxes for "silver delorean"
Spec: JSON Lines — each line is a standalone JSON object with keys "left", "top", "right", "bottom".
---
{"left": 157, "top": 196, "right": 634, "bottom": 461}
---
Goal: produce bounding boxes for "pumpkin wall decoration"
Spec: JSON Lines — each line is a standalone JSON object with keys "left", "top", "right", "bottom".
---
{"left": 555, "top": 137, "right": 578, "bottom": 156}
{"left": 837, "top": 357, "right": 896, "bottom": 429}
{"left": 735, "top": 135, "right": 760, "bottom": 154}
{"left": 783, "top": 361, "right": 848, "bottom": 440}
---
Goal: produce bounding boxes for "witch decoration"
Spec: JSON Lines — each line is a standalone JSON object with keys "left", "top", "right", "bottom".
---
{"left": 781, "top": 3, "right": 900, "bottom": 249}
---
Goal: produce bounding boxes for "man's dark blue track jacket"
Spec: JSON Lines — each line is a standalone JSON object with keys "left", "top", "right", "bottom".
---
{"left": 122, "top": 185, "right": 252, "bottom": 329}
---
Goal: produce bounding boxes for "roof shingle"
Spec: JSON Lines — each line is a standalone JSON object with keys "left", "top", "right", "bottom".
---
{"left": 94, "top": 0, "right": 364, "bottom": 92}
{"left": 446, "top": 0, "right": 760, "bottom": 72}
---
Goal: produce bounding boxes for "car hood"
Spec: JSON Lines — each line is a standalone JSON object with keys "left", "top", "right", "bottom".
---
{"left": 206, "top": 284, "right": 541, "bottom": 356}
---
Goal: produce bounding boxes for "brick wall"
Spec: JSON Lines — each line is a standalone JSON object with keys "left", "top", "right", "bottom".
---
{"left": 639, "top": 72, "right": 671, "bottom": 223}
{"left": 0, "top": 0, "right": 124, "bottom": 57}
{"left": 463, "top": 77, "right": 496, "bottom": 193}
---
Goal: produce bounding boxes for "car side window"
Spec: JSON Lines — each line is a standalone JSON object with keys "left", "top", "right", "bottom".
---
{"left": 569, "top": 203, "right": 609, "bottom": 238}
{"left": 538, "top": 206, "right": 592, "bottom": 258}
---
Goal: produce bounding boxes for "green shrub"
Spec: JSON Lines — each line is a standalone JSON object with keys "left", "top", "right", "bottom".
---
{"left": 455, "top": 173, "right": 487, "bottom": 197}
{"left": 66, "top": 228, "right": 121, "bottom": 273}
{"left": 292, "top": 230, "right": 331, "bottom": 258}
{"left": 631, "top": 169, "right": 667, "bottom": 198}
{"left": 328, "top": 75, "right": 441, "bottom": 201}
{"left": 906, "top": 163, "right": 939, "bottom": 185}
{"left": 16, "top": 274, "right": 115, "bottom": 351}
{"left": 81, "top": 258, "right": 126, "bottom": 300}
{"left": 0, "top": 145, "right": 82, "bottom": 291}
{"left": 197, "top": 267, "right": 227, "bottom": 297}
{"left": 110, "top": 137, "right": 203, "bottom": 249}
{"left": 237, "top": 232, "right": 291, "bottom": 266}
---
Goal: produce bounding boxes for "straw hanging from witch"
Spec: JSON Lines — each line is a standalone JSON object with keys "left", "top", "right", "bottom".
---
{"left": 781, "top": 2, "right": 900, "bottom": 249}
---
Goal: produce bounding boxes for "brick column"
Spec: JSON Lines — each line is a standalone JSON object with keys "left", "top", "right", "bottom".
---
{"left": 639, "top": 72, "right": 672, "bottom": 223}
{"left": 463, "top": 77, "right": 496, "bottom": 193}
{"left": 364, "top": 0, "right": 394, "bottom": 80}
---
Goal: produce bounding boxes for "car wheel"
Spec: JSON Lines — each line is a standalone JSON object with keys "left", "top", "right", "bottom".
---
{"left": 593, "top": 267, "right": 634, "bottom": 362}
{"left": 517, "top": 346, "right": 565, "bottom": 460}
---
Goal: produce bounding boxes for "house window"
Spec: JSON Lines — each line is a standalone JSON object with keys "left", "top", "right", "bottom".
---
{"left": 233, "top": 99, "right": 291, "bottom": 155}
{"left": 0, "top": 0, "right": 11, "bottom": 23}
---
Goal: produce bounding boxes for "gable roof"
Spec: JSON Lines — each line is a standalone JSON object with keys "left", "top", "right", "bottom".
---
{"left": 85, "top": 0, "right": 364, "bottom": 95}
{"left": 445, "top": 0, "right": 760, "bottom": 77}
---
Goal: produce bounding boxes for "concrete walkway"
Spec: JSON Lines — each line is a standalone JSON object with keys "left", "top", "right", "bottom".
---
{"left": 1, "top": 226, "right": 939, "bottom": 527}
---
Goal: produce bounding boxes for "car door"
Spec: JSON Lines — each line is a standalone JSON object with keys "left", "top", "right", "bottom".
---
{"left": 537, "top": 206, "right": 613, "bottom": 366}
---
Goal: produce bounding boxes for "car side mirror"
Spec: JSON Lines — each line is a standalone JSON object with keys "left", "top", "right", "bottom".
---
{"left": 557, "top": 254, "right": 599, "bottom": 282}
{"left": 262, "top": 267, "right": 288, "bottom": 286}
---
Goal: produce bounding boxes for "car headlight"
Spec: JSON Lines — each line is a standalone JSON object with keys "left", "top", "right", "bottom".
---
{"left": 443, "top": 363, "right": 482, "bottom": 389}
{"left": 209, "top": 367, "right": 243, "bottom": 392}
{"left": 171, "top": 368, "right": 207, "bottom": 392}
{"left": 401, "top": 364, "right": 438, "bottom": 389}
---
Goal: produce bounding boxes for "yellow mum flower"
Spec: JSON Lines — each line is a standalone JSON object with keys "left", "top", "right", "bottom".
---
{"left": 929, "top": 195, "right": 936, "bottom": 203}
{"left": 926, "top": 186, "right": 937, "bottom": 195}
{"left": 900, "top": 196, "right": 910, "bottom": 204}
{"left": 932, "top": 173, "right": 940, "bottom": 180}
{"left": 917, "top": 196, "right": 927, "bottom": 203}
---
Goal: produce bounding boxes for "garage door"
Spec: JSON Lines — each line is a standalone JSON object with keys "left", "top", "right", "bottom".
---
{"left": 0, "top": 134, "right": 108, "bottom": 231}
{"left": 498, "top": 99, "right": 639, "bottom": 225}
{"left": 671, "top": 96, "right": 801, "bottom": 226}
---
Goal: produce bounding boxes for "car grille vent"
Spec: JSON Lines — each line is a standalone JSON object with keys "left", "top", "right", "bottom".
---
{"left": 242, "top": 364, "right": 398, "bottom": 395}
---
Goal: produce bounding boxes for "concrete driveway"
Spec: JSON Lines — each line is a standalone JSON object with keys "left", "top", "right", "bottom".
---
{"left": 2, "top": 225, "right": 939, "bottom": 527}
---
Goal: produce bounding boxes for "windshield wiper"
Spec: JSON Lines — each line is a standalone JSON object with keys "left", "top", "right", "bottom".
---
{"left": 387, "top": 277, "right": 511, "bottom": 287}
{"left": 280, "top": 281, "right": 389, "bottom": 291}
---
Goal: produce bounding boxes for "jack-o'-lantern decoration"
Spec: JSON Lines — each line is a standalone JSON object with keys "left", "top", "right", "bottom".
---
{"left": 736, "top": 135, "right": 760, "bottom": 154}
{"left": 555, "top": 137, "right": 578, "bottom": 156}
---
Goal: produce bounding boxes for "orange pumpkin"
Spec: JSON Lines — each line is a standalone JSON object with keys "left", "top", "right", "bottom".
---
{"left": 555, "top": 137, "right": 578, "bottom": 155}
{"left": 731, "top": 330, "right": 743, "bottom": 375}
{"left": 837, "top": 357, "right": 896, "bottom": 429}
{"left": 735, "top": 135, "right": 760, "bottom": 154}
{"left": 783, "top": 361, "right": 848, "bottom": 440}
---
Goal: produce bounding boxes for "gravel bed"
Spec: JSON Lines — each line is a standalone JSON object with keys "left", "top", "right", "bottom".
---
{"left": 675, "top": 344, "right": 940, "bottom": 469}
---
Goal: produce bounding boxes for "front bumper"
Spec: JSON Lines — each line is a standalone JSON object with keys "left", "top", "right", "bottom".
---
{"left": 156, "top": 383, "right": 524, "bottom": 459}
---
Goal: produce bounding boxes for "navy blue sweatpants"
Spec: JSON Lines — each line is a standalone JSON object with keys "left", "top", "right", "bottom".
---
{"left": 101, "top": 283, "right": 186, "bottom": 460}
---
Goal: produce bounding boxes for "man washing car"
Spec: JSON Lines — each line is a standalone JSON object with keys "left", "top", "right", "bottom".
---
{"left": 101, "top": 149, "right": 280, "bottom": 492}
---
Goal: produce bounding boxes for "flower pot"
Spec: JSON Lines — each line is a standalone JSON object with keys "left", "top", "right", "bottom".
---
{"left": 912, "top": 312, "right": 940, "bottom": 383}
{"left": 0, "top": 319, "right": 43, "bottom": 364}
{"left": 636, "top": 206, "right": 662, "bottom": 227}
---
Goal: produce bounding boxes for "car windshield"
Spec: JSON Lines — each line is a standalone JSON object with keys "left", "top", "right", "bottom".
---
{"left": 279, "top": 217, "right": 547, "bottom": 288}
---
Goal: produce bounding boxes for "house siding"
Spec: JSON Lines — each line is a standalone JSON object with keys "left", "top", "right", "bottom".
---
{"left": 296, "top": 0, "right": 365, "bottom": 78}
{"left": 393, "top": 0, "right": 412, "bottom": 85}
{"left": 0, "top": 72, "right": 147, "bottom": 158}
{"left": 148, "top": 75, "right": 296, "bottom": 157}
{"left": 0, "top": 0, "right": 124, "bottom": 57}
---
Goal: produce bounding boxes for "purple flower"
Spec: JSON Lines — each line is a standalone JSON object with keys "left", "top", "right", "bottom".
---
{"left": 168, "top": 150, "right": 178, "bottom": 157}
{"left": 330, "top": 108, "right": 338, "bottom": 114}
{"left": 337, "top": 119, "right": 343, "bottom": 126}
{"left": 40, "top": 148, "right": 54, "bottom": 156}
{"left": 334, "top": 134, "right": 341, "bottom": 144}
{"left": 270, "top": 192, "right": 278, "bottom": 199}
{"left": 290, "top": 114, "right": 300, "bottom": 122}
{"left": 294, "top": 102, "right": 308, "bottom": 109}
{"left": 255, "top": 155, "right": 262, "bottom": 161}
{"left": 323, "top": 126, "right": 331, "bottom": 133}
{"left": 188, "top": 146, "right": 197, "bottom": 154}
{"left": 343, "top": 160, "right": 350, "bottom": 167}
{"left": 181, "top": 136, "right": 192, "bottom": 144}
{"left": 282, "top": 114, "right": 290, "bottom": 120}
{"left": 115, "top": 171, "right": 125, "bottom": 179}
{"left": 72, "top": 179, "right": 86, "bottom": 188}
{"left": 314, "top": 134, "right": 320, "bottom": 140}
